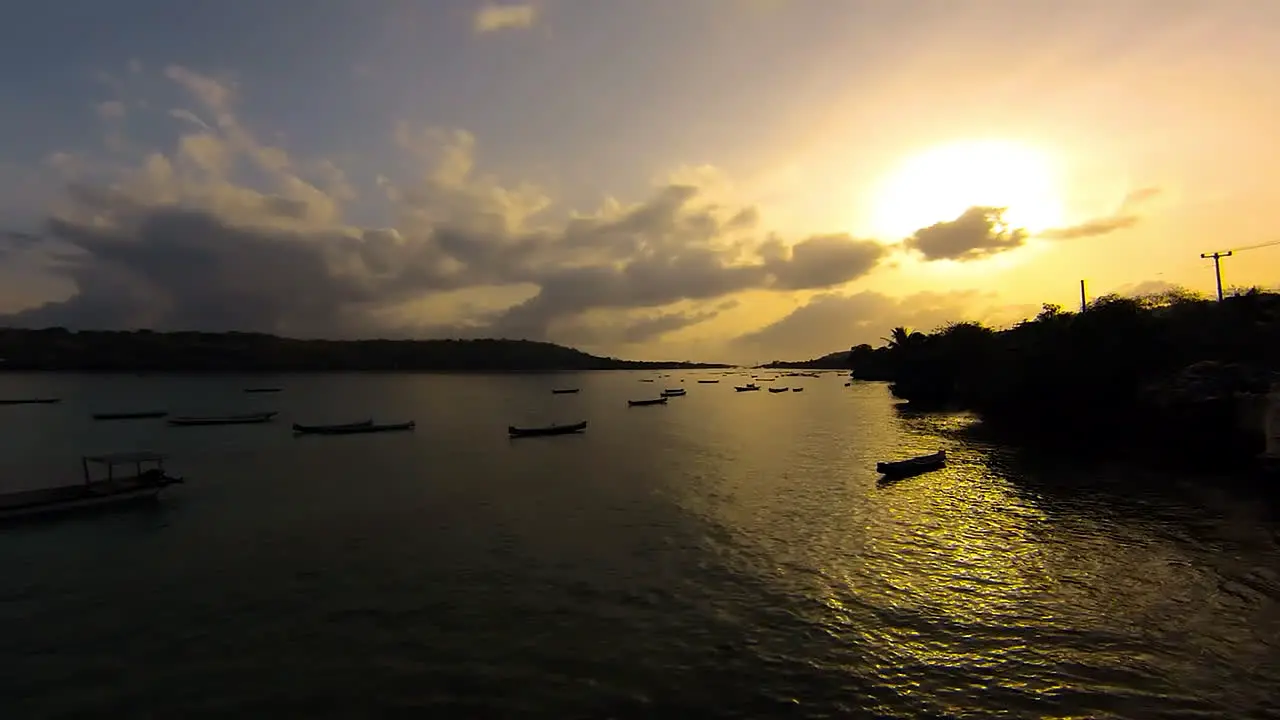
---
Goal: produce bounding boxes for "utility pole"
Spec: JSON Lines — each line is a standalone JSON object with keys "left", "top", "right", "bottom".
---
{"left": 1079, "top": 279, "right": 1087, "bottom": 312}
{"left": 1200, "top": 251, "right": 1233, "bottom": 301}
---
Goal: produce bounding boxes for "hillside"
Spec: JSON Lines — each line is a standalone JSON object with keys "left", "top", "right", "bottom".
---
{"left": 758, "top": 350, "right": 851, "bottom": 370}
{"left": 0, "top": 328, "right": 730, "bottom": 372}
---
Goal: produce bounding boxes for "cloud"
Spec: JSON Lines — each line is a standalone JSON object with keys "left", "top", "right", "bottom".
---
{"left": 3, "top": 65, "right": 887, "bottom": 347}
{"left": 903, "top": 206, "right": 1028, "bottom": 261}
{"left": 473, "top": 3, "right": 537, "bottom": 33}
{"left": 733, "top": 289, "right": 1025, "bottom": 361}
{"left": 1039, "top": 187, "right": 1161, "bottom": 241}
{"left": 95, "top": 101, "right": 126, "bottom": 120}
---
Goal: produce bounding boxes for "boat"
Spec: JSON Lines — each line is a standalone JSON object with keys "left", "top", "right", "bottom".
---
{"left": 243, "top": 387, "right": 282, "bottom": 393}
{"left": 628, "top": 398, "right": 668, "bottom": 407}
{"left": 734, "top": 384, "right": 761, "bottom": 392}
{"left": 640, "top": 379, "right": 655, "bottom": 383}
{"left": 661, "top": 388, "right": 686, "bottom": 397}
{"left": 876, "top": 450, "right": 947, "bottom": 478}
{"left": 508, "top": 420, "right": 588, "bottom": 438}
{"left": 768, "top": 387, "right": 788, "bottom": 393}
{"left": 0, "top": 398, "right": 61, "bottom": 405}
{"left": 697, "top": 379, "right": 720, "bottom": 384}
{"left": 0, "top": 452, "right": 183, "bottom": 522}
{"left": 92, "top": 410, "right": 169, "bottom": 421}
{"left": 791, "top": 388, "right": 805, "bottom": 393}
{"left": 294, "top": 420, "right": 414, "bottom": 435}
{"left": 551, "top": 388, "right": 580, "bottom": 395}
{"left": 168, "top": 411, "right": 278, "bottom": 426}
{"left": 291, "top": 418, "right": 373, "bottom": 433}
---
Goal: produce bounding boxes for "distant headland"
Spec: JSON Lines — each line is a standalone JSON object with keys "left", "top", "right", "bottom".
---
{"left": 0, "top": 328, "right": 731, "bottom": 372}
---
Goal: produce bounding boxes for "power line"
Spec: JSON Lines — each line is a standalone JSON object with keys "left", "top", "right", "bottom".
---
{"left": 1228, "top": 238, "right": 1280, "bottom": 253}
{"left": 1197, "top": 238, "right": 1279, "bottom": 302}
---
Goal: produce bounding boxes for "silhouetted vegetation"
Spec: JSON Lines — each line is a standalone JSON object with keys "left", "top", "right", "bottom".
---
{"left": 851, "top": 288, "right": 1280, "bottom": 464}
{"left": 0, "top": 329, "right": 729, "bottom": 372}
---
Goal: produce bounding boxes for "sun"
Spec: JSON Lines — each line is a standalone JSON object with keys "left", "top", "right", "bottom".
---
{"left": 871, "top": 139, "right": 1064, "bottom": 241}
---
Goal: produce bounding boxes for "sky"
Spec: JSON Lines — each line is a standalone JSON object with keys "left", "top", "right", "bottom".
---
{"left": 2, "top": 0, "right": 1279, "bottom": 364}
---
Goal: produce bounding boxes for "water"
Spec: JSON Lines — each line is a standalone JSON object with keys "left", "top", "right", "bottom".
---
{"left": 1, "top": 372, "right": 1278, "bottom": 718}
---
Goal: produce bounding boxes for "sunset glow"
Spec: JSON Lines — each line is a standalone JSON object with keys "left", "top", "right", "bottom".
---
{"left": 872, "top": 140, "right": 1065, "bottom": 241}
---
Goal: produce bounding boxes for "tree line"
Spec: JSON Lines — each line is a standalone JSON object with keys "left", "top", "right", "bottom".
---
{"left": 0, "top": 328, "right": 730, "bottom": 372}
{"left": 849, "top": 287, "right": 1280, "bottom": 462}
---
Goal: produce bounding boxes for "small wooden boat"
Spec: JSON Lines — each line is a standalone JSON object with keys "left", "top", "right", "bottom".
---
{"left": 508, "top": 420, "right": 587, "bottom": 438}
{"left": 291, "top": 419, "right": 372, "bottom": 433}
{"left": 697, "top": 379, "right": 720, "bottom": 384}
{"left": 294, "top": 420, "right": 413, "bottom": 435}
{"left": 168, "top": 411, "right": 278, "bottom": 426}
{"left": 791, "top": 387, "right": 805, "bottom": 393}
{"left": 243, "top": 387, "right": 282, "bottom": 393}
{"left": 92, "top": 410, "right": 169, "bottom": 421}
{"left": 0, "top": 452, "right": 183, "bottom": 522}
{"left": 768, "top": 387, "right": 788, "bottom": 393}
{"left": 661, "top": 388, "right": 686, "bottom": 397}
{"left": 551, "top": 388, "right": 580, "bottom": 395}
{"left": 640, "top": 379, "right": 655, "bottom": 383}
{"left": 0, "top": 398, "right": 61, "bottom": 405}
{"left": 628, "top": 397, "right": 668, "bottom": 407}
{"left": 734, "top": 385, "right": 761, "bottom": 392}
{"left": 876, "top": 450, "right": 946, "bottom": 477}
{"left": 845, "top": 382, "right": 852, "bottom": 387}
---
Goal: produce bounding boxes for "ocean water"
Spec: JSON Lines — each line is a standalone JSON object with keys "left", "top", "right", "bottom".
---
{"left": 0, "top": 371, "right": 1277, "bottom": 718}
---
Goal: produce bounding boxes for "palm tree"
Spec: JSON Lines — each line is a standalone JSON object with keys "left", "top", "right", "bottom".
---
{"left": 883, "top": 326, "right": 923, "bottom": 350}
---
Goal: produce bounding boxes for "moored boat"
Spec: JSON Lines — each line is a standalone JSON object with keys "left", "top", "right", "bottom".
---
{"left": 640, "top": 379, "right": 655, "bottom": 383}
{"left": 628, "top": 397, "right": 668, "bottom": 406}
{"left": 734, "top": 384, "right": 761, "bottom": 392}
{"left": 697, "top": 379, "right": 720, "bottom": 384}
{"left": 876, "top": 450, "right": 946, "bottom": 477}
{"left": 661, "top": 388, "right": 686, "bottom": 397}
{"left": 168, "top": 411, "right": 278, "bottom": 426}
{"left": 92, "top": 410, "right": 169, "bottom": 421}
{"left": 243, "top": 387, "right": 282, "bottom": 393}
{"left": 0, "top": 452, "right": 183, "bottom": 522}
{"left": 768, "top": 387, "right": 788, "bottom": 393}
{"left": 0, "top": 398, "right": 61, "bottom": 406}
{"left": 294, "top": 419, "right": 413, "bottom": 435}
{"left": 291, "top": 418, "right": 373, "bottom": 433}
{"left": 508, "top": 420, "right": 588, "bottom": 438}
{"left": 551, "top": 388, "right": 580, "bottom": 394}
{"left": 791, "top": 387, "right": 805, "bottom": 392}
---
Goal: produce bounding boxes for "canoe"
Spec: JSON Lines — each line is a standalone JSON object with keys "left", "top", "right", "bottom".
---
{"left": 628, "top": 398, "right": 668, "bottom": 407}
{"left": 661, "top": 389, "right": 686, "bottom": 397}
{"left": 876, "top": 450, "right": 947, "bottom": 477}
{"left": 168, "top": 411, "right": 278, "bottom": 426}
{"left": 0, "top": 452, "right": 182, "bottom": 523}
{"left": 551, "top": 388, "right": 580, "bottom": 394}
{"left": 294, "top": 420, "right": 414, "bottom": 435}
{"left": 697, "top": 379, "right": 720, "bottom": 384}
{"left": 243, "top": 387, "right": 282, "bottom": 393}
{"left": 508, "top": 420, "right": 587, "bottom": 438}
{"left": 92, "top": 410, "right": 169, "bottom": 421}
{"left": 0, "top": 398, "right": 61, "bottom": 405}
{"left": 768, "top": 387, "right": 788, "bottom": 393}
{"left": 292, "top": 419, "right": 373, "bottom": 433}
{"left": 734, "top": 385, "right": 761, "bottom": 392}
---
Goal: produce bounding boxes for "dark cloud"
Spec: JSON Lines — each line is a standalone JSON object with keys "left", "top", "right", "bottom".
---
{"left": 1039, "top": 187, "right": 1160, "bottom": 241}
{"left": 903, "top": 206, "right": 1028, "bottom": 261}
{"left": 6, "top": 136, "right": 885, "bottom": 343}
{"left": 733, "top": 290, "right": 1008, "bottom": 361}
